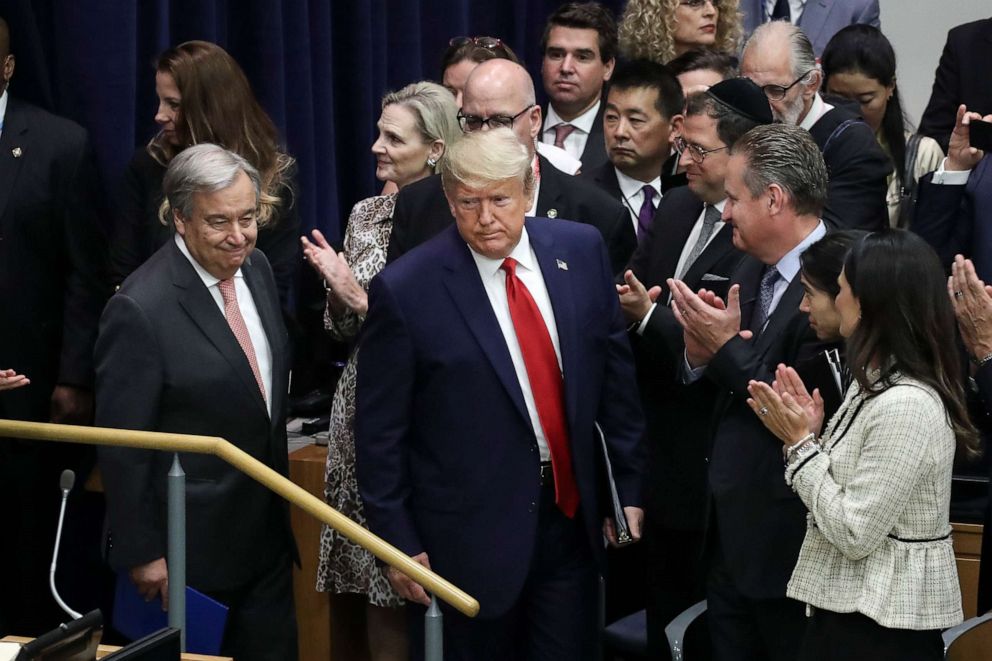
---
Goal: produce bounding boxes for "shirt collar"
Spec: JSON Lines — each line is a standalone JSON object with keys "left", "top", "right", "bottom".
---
{"left": 773, "top": 220, "right": 826, "bottom": 283}
{"left": 799, "top": 93, "right": 832, "bottom": 131}
{"left": 544, "top": 99, "right": 601, "bottom": 135}
{"left": 174, "top": 233, "right": 244, "bottom": 288}
{"left": 468, "top": 226, "right": 536, "bottom": 279}
{"left": 614, "top": 167, "right": 661, "bottom": 201}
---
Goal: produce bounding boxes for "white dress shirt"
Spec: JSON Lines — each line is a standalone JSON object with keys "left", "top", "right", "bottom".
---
{"left": 763, "top": 0, "right": 807, "bottom": 23}
{"left": 469, "top": 227, "right": 561, "bottom": 461}
{"left": 930, "top": 157, "right": 971, "bottom": 186}
{"left": 0, "top": 90, "right": 8, "bottom": 138}
{"left": 637, "top": 199, "right": 727, "bottom": 333}
{"left": 543, "top": 100, "right": 601, "bottom": 163}
{"left": 175, "top": 234, "right": 274, "bottom": 416}
{"left": 800, "top": 93, "right": 833, "bottom": 131}
{"left": 615, "top": 167, "right": 662, "bottom": 234}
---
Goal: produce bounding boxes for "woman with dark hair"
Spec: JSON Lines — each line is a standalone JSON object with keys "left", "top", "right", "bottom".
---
{"left": 798, "top": 230, "right": 864, "bottom": 343}
{"left": 440, "top": 36, "right": 520, "bottom": 107}
{"left": 111, "top": 40, "right": 299, "bottom": 307}
{"left": 747, "top": 229, "right": 973, "bottom": 660}
{"left": 821, "top": 25, "right": 943, "bottom": 228}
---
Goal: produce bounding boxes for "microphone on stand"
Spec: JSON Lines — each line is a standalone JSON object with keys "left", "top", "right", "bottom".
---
{"left": 50, "top": 469, "right": 82, "bottom": 620}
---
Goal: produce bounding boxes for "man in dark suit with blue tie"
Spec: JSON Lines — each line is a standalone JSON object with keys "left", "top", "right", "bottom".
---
{"left": 667, "top": 124, "right": 831, "bottom": 661}
{"left": 96, "top": 144, "right": 297, "bottom": 661}
{"left": 355, "top": 128, "right": 645, "bottom": 660}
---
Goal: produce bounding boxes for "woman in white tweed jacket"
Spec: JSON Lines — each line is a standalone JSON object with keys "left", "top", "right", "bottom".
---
{"left": 746, "top": 230, "right": 978, "bottom": 660}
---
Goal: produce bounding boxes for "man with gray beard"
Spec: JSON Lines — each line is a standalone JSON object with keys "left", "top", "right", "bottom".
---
{"left": 741, "top": 21, "right": 890, "bottom": 231}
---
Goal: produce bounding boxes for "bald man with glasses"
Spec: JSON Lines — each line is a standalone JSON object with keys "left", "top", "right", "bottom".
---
{"left": 387, "top": 59, "right": 635, "bottom": 274}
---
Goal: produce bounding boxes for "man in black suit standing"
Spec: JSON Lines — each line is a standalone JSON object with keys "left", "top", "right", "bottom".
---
{"left": 919, "top": 17, "right": 992, "bottom": 153}
{"left": 617, "top": 78, "right": 770, "bottom": 657}
{"left": 667, "top": 124, "right": 830, "bottom": 661}
{"left": 740, "top": 20, "right": 890, "bottom": 231}
{"left": 388, "top": 58, "right": 634, "bottom": 273}
{"left": 0, "top": 16, "right": 110, "bottom": 636}
{"left": 96, "top": 144, "right": 297, "bottom": 661}
{"left": 539, "top": 2, "right": 616, "bottom": 172}
{"left": 582, "top": 60, "right": 685, "bottom": 242}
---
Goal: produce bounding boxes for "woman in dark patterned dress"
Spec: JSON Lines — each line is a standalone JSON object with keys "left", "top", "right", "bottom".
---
{"left": 301, "top": 81, "right": 459, "bottom": 660}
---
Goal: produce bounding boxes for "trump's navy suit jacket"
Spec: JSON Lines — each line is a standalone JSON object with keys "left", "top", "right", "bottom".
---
{"left": 355, "top": 218, "right": 645, "bottom": 617}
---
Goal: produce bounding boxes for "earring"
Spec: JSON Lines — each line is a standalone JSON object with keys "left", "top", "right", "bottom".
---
{"left": 427, "top": 157, "right": 437, "bottom": 168}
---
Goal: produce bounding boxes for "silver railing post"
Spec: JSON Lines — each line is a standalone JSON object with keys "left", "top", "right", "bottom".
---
{"left": 168, "top": 453, "right": 187, "bottom": 651}
{"left": 425, "top": 594, "right": 443, "bottom": 661}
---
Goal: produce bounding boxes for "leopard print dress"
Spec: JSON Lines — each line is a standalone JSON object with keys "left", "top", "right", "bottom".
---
{"left": 315, "top": 194, "right": 403, "bottom": 607}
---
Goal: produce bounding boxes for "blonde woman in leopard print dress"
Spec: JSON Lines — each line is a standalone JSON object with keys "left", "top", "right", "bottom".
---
{"left": 301, "top": 81, "right": 459, "bottom": 660}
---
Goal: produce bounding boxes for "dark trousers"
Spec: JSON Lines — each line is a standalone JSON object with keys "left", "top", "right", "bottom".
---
{"left": 205, "top": 553, "right": 298, "bottom": 661}
{"left": 707, "top": 552, "right": 805, "bottom": 661}
{"left": 798, "top": 608, "right": 943, "bottom": 661}
{"left": 645, "top": 525, "right": 707, "bottom": 660}
{"left": 409, "top": 482, "right": 599, "bottom": 661}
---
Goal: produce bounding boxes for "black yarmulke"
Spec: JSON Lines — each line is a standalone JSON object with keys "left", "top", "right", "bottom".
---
{"left": 705, "top": 78, "right": 774, "bottom": 125}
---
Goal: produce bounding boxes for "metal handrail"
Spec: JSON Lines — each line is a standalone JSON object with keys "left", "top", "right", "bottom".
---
{"left": 0, "top": 419, "right": 480, "bottom": 620}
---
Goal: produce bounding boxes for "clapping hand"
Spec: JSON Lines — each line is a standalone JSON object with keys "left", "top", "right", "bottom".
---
{"left": 616, "top": 270, "right": 662, "bottom": 323}
{"left": 746, "top": 374, "right": 814, "bottom": 447}
{"left": 300, "top": 230, "right": 368, "bottom": 315}
{"left": 0, "top": 369, "right": 29, "bottom": 392}
{"left": 949, "top": 254, "right": 992, "bottom": 363}
{"left": 668, "top": 280, "right": 753, "bottom": 367}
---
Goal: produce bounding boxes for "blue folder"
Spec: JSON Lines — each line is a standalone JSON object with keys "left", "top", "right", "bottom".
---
{"left": 112, "top": 573, "right": 228, "bottom": 655}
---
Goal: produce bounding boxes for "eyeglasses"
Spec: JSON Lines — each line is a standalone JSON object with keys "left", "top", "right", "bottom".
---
{"left": 457, "top": 106, "right": 533, "bottom": 132}
{"left": 754, "top": 70, "right": 815, "bottom": 101}
{"left": 449, "top": 36, "right": 504, "bottom": 51}
{"left": 679, "top": 0, "right": 720, "bottom": 9}
{"left": 674, "top": 135, "right": 728, "bottom": 163}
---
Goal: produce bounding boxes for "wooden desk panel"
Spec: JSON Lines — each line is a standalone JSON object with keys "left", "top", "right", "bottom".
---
{"left": 953, "top": 522, "right": 983, "bottom": 620}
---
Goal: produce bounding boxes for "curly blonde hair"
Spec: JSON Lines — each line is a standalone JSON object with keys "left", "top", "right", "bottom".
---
{"left": 618, "top": 0, "right": 742, "bottom": 65}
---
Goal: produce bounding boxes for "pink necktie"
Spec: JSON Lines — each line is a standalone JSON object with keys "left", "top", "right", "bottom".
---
{"left": 553, "top": 123, "right": 576, "bottom": 149}
{"left": 218, "top": 279, "right": 267, "bottom": 402}
{"left": 501, "top": 258, "right": 579, "bottom": 518}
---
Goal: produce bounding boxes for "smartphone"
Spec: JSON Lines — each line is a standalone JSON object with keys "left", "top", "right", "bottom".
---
{"left": 970, "top": 118, "right": 992, "bottom": 152}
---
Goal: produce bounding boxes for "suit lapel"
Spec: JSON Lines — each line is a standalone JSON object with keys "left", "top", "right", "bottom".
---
{"left": 681, "top": 225, "right": 734, "bottom": 286}
{"left": 595, "top": 163, "right": 622, "bottom": 201}
{"left": 243, "top": 254, "right": 283, "bottom": 422}
{"left": 798, "top": 0, "right": 832, "bottom": 51}
{"left": 535, "top": 155, "right": 565, "bottom": 219}
{"left": 734, "top": 257, "right": 763, "bottom": 334}
{"left": 440, "top": 230, "right": 533, "bottom": 428}
{"left": 170, "top": 241, "right": 269, "bottom": 417}
{"left": 0, "top": 99, "right": 27, "bottom": 227}
{"left": 527, "top": 221, "right": 581, "bottom": 425}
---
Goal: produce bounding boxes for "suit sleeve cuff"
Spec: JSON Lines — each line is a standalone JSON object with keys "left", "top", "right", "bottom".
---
{"left": 680, "top": 350, "right": 707, "bottom": 384}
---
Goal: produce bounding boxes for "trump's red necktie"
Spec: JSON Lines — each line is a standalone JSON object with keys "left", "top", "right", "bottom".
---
{"left": 500, "top": 257, "right": 578, "bottom": 518}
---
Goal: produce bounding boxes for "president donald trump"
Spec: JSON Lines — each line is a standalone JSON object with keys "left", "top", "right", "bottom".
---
{"left": 355, "top": 128, "right": 645, "bottom": 660}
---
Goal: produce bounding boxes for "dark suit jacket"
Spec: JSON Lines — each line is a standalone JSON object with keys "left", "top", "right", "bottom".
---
{"left": 626, "top": 187, "right": 745, "bottom": 531}
{"left": 0, "top": 97, "right": 109, "bottom": 422}
{"left": 386, "top": 155, "right": 636, "bottom": 274}
{"left": 111, "top": 148, "right": 301, "bottom": 310}
{"left": 95, "top": 240, "right": 295, "bottom": 592}
{"left": 809, "top": 104, "right": 891, "bottom": 231}
{"left": 356, "top": 219, "right": 645, "bottom": 618}
{"left": 919, "top": 18, "right": 992, "bottom": 153}
{"left": 542, "top": 100, "right": 609, "bottom": 172}
{"left": 579, "top": 153, "right": 687, "bottom": 218}
{"left": 740, "top": 0, "right": 880, "bottom": 55}
{"left": 913, "top": 156, "right": 992, "bottom": 279}
{"left": 703, "top": 256, "right": 832, "bottom": 598}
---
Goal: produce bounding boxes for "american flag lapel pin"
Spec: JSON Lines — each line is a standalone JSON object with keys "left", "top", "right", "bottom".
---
{"left": 556, "top": 259, "right": 568, "bottom": 271}
{"left": 12, "top": 147, "right": 22, "bottom": 158}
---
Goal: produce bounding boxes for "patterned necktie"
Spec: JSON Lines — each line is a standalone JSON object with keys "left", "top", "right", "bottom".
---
{"left": 637, "top": 185, "right": 657, "bottom": 241}
{"left": 500, "top": 257, "right": 579, "bottom": 518}
{"left": 553, "top": 123, "right": 576, "bottom": 149}
{"left": 218, "top": 279, "right": 267, "bottom": 402}
{"left": 677, "top": 204, "right": 721, "bottom": 280}
{"left": 752, "top": 266, "right": 781, "bottom": 333}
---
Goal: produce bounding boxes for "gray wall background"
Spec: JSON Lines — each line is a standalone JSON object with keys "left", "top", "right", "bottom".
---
{"left": 879, "top": 0, "right": 990, "bottom": 126}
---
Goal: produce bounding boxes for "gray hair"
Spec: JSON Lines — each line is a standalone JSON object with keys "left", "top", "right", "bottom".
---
{"left": 745, "top": 21, "right": 818, "bottom": 83}
{"left": 730, "top": 124, "right": 827, "bottom": 217}
{"left": 440, "top": 128, "right": 535, "bottom": 197}
{"left": 382, "top": 81, "right": 460, "bottom": 173}
{"left": 160, "top": 143, "right": 262, "bottom": 225}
